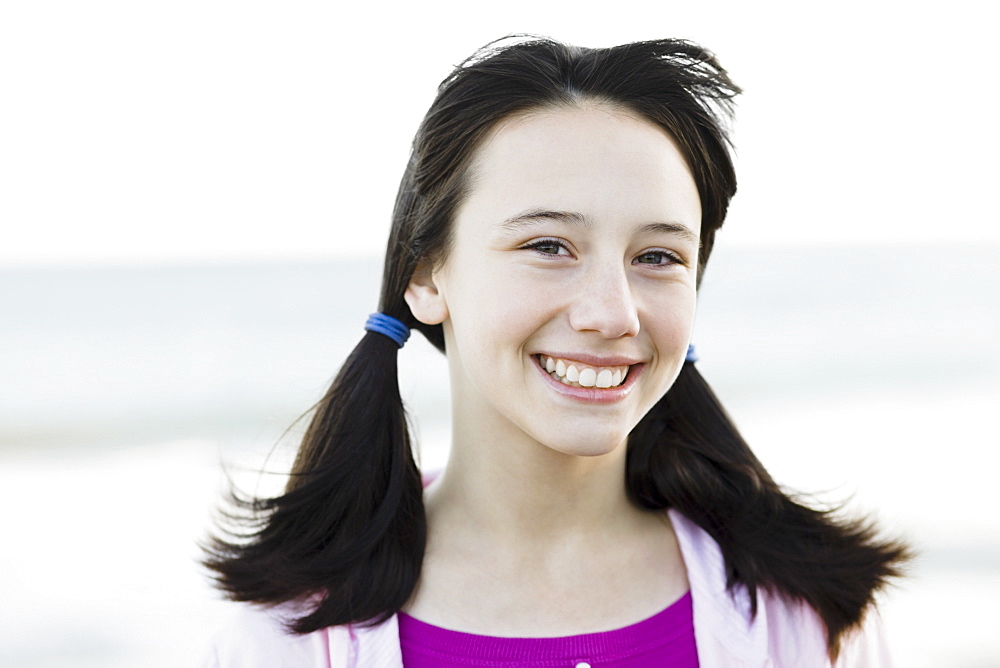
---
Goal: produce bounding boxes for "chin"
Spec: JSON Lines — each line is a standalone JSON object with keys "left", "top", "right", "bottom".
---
{"left": 537, "top": 431, "right": 630, "bottom": 459}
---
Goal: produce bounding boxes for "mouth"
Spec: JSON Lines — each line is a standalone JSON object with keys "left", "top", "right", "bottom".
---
{"left": 535, "top": 354, "right": 634, "bottom": 389}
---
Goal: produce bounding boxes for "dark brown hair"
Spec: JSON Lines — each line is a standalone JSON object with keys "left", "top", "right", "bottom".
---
{"left": 203, "top": 36, "right": 909, "bottom": 657}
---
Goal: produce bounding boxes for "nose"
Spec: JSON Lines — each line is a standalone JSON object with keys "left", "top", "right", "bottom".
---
{"left": 568, "top": 263, "right": 641, "bottom": 338}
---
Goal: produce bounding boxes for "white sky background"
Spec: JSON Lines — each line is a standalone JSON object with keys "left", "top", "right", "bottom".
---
{"left": 1, "top": 1, "right": 996, "bottom": 267}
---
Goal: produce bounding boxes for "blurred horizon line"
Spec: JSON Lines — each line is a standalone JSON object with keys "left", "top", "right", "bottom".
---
{"left": 2, "top": 239, "right": 997, "bottom": 272}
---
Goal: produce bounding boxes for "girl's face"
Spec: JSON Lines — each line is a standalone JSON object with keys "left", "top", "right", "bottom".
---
{"left": 406, "top": 104, "right": 701, "bottom": 458}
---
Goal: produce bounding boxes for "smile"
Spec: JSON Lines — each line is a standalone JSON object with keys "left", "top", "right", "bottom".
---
{"left": 536, "top": 355, "right": 631, "bottom": 389}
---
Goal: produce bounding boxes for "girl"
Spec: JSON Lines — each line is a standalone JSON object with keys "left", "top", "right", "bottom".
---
{"left": 203, "top": 36, "right": 909, "bottom": 667}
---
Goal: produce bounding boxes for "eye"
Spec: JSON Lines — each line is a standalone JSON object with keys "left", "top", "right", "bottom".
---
{"left": 634, "top": 249, "right": 684, "bottom": 266}
{"left": 521, "top": 238, "right": 570, "bottom": 257}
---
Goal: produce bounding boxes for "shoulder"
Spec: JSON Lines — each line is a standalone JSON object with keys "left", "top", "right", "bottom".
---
{"left": 758, "top": 589, "right": 892, "bottom": 667}
{"left": 668, "top": 509, "right": 893, "bottom": 667}
{"left": 201, "top": 601, "right": 404, "bottom": 668}
{"left": 833, "top": 608, "right": 895, "bottom": 667}
{"left": 201, "top": 602, "right": 334, "bottom": 668}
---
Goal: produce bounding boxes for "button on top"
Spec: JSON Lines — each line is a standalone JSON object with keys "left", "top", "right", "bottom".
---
{"left": 574, "top": 663, "right": 591, "bottom": 668}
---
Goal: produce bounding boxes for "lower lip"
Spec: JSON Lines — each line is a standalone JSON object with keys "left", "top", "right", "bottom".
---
{"left": 534, "top": 357, "right": 644, "bottom": 404}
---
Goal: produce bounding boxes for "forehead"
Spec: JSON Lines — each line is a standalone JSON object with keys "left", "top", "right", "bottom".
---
{"left": 456, "top": 103, "right": 701, "bottom": 233}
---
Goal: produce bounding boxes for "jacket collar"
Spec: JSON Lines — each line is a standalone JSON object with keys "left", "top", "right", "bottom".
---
{"left": 668, "top": 509, "right": 770, "bottom": 666}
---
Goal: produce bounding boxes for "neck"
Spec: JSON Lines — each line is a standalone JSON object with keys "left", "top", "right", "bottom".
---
{"left": 409, "top": 389, "right": 688, "bottom": 632}
{"left": 427, "top": 417, "right": 648, "bottom": 547}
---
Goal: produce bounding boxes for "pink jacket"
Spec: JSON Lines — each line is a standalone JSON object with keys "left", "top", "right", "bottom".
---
{"left": 204, "top": 509, "right": 892, "bottom": 667}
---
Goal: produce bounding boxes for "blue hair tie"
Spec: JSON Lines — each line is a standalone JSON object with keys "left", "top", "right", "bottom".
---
{"left": 685, "top": 344, "right": 698, "bottom": 363}
{"left": 364, "top": 313, "right": 410, "bottom": 348}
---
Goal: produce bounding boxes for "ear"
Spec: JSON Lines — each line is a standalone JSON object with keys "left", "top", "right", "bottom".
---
{"left": 404, "top": 262, "right": 449, "bottom": 325}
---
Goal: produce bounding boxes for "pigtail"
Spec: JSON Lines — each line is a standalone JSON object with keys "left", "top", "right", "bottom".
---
{"left": 627, "top": 362, "right": 910, "bottom": 656}
{"left": 202, "top": 323, "right": 425, "bottom": 632}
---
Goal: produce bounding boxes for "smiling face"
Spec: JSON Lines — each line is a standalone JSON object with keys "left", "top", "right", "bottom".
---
{"left": 405, "top": 103, "right": 702, "bottom": 459}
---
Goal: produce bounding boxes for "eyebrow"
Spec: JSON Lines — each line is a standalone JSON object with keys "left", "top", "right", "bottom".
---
{"left": 499, "top": 208, "right": 590, "bottom": 230}
{"left": 498, "top": 208, "right": 700, "bottom": 246}
{"left": 635, "top": 222, "right": 701, "bottom": 247}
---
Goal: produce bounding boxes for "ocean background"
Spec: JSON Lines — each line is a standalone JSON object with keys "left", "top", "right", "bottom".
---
{"left": 2, "top": 243, "right": 998, "bottom": 667}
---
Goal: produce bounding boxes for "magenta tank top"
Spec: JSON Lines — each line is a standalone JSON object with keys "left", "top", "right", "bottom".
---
{"left": 398, "top": 590, "right": 698, "bottom": 667}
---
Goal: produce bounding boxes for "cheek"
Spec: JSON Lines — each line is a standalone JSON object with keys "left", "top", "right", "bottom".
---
{"left": 460, "top": 267, "right": 554, "bottom": 331}
{"left": 641, "top": 291, "right": 697, "bottom": 369}
{"left": 641, "top": 284, "right": 696, "bottom": 330}
{"left": 654, "top": 305, "right": 695, "bottom": 341}
{"left": 443, "top": 267, "right": 548, "bottom": 363}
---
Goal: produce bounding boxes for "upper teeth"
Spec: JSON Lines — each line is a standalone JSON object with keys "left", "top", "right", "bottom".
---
{"left": 539, "top": 355, "right": 630, "bottom": 389}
